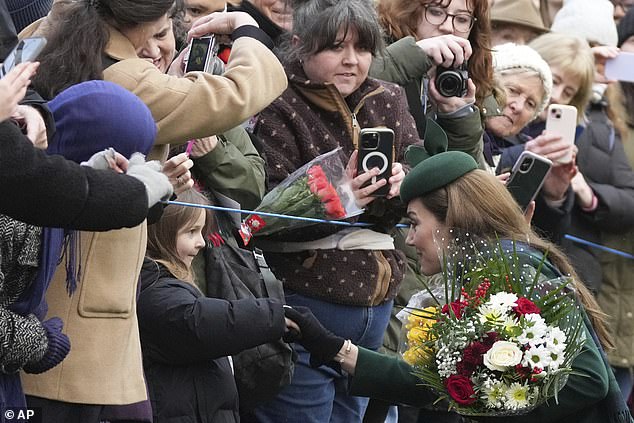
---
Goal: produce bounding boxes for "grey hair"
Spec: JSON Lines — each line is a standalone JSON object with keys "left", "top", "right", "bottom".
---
{"left": 280, "top": 0, "right": 385, "bottom": 63}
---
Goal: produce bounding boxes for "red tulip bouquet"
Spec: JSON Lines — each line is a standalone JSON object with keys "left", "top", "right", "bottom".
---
{"left": 399, "top": 231, "right": 586, "bottom": 416}
{"left": 240, "top": 148, "right": 363, "bottom": 243}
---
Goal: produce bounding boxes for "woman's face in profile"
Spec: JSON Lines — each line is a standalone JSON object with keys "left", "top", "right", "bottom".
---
{"left": 486, "top": 72, "right": 545, "bottom": 137}
{"left": 406, "top": 198, "right": 444, "bottom": 276}
{"left": 300, "top": 26, "right": 372, "bottom": 98}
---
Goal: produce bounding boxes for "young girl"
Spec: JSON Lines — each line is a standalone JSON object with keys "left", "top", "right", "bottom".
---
{"left": 137, "top": 189, "right": 290, "bottom": 422}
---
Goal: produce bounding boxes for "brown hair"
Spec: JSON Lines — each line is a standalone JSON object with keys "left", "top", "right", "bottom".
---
{"left": 376, "top": 0, "right": 493, "bottom": 107}
{"left": 418, "top": 169, "right": 613, "bottom": 349}
{"left": 32, "top": 0, "right": 175, "bottom": 99}
{"left": 146, "top": 189, "right": 212, "bottom": 283}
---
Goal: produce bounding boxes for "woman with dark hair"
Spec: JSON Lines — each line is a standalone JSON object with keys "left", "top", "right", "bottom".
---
{"left": 21, "top": 0, "right": 287, "bottom": 160}
{"left": 252, "top": 0, "right": 421, "bottom": 421}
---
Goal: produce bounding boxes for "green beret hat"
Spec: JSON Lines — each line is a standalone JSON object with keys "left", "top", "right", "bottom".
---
{"left": 400, "top": 151, "right": 478, "bottom": 204}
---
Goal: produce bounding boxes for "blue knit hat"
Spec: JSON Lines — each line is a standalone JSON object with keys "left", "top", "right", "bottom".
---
{"left": 48, "top": 80, "right": 157, "bottom": 163}
{"left": 7, "top": 0, "right": 52, "bottom": 33}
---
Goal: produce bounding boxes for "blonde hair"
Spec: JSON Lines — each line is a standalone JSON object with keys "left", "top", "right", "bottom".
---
{"left": 146, "top": 189, "right": 212, "bottom": 284}
{"left": 418, "top": 169, "right": 613, "bottom": 349}
{"left": 529, "top": 33, "right": 595, "bottom": 123}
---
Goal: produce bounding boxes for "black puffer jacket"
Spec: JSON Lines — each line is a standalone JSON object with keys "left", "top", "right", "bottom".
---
{"left": 137, "top": 259, "right": 286, "bottom": 423}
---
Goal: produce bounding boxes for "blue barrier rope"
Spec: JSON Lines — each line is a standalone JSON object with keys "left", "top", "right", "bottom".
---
{"left": 564, "top": 234, "right": 634, "bottom": 260}
{"left": 164, "top": 200, "right": 378, "bottom": 227}
{"left": 165, "top": 200, "right": 633, "bottom": 259}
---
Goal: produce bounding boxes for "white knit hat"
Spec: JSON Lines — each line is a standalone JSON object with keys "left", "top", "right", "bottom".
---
{"left": 492, "top": 43, "right": 553, "bottom": 114}
{"left": 551, "top": 0, "right": 618, "bottom": 47}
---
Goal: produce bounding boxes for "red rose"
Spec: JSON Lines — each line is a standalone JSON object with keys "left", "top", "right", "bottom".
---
{"left": 445, "top": 375, "right": 477, "bottom": 405}
{"left": 514, "top": 297, "right": 541, "bottom": 316}
{"left": 441, "top": 301, "right": 466, "bottom": 319}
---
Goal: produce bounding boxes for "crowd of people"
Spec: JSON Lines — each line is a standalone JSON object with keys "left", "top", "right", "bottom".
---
{"left": 1, "top": 0, "right": 634, "bottom": 422}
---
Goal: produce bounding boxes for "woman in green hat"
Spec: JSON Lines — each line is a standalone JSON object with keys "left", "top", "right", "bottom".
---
{"left": 284, "top": 150, "right": 631, "bottom": 423}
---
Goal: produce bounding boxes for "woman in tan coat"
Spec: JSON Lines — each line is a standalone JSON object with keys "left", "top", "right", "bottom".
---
{"left": 19, "top": 1, "right": 286, "bottom": 422}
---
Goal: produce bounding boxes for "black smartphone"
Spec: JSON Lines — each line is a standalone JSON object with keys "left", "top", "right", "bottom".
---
{"left": 185, "top": 36, "right": 220, "bottom": 73}
{"left": 506, "top": 151, "right": 553, "bottom": 211}
{"left": 0, "top": 37, "right": 47, "bottom": 78}
{"left": 357, "top": 127, "right": 394, "bottom": 197}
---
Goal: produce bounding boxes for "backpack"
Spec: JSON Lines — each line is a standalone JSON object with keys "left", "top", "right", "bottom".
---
{"left": 203, "top": 230, "right": 295, "bottom": 413}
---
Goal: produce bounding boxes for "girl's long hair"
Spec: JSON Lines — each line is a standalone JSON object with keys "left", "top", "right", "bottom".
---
{"left": 418, "top": 169, "right": 613, "bottom": 350}
{"left": 146, "top": 189, "right": 212, "bottom": 284}
{"left": 32, "top": 0, "right": 174, "bottom": 99}
{"left": 376, "top": 0, "right": 493, "bottom": 108}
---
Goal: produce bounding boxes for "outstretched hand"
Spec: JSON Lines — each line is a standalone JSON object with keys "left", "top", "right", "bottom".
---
{"left": 283, "top": 305, "right": 345, "bottom": 368}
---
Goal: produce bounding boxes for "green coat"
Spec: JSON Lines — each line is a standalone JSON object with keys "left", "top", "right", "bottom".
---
{"left": 349, "top": 246, "right": 631, "bottom": 423}
{"left": 350, "top": 323, "right": 613, "bottom": 423}
{"left": 191, "top": 125, "right": 266, "bottom": 211}
{"left": 369, "top": 37, "right": 487, "bottom": 169}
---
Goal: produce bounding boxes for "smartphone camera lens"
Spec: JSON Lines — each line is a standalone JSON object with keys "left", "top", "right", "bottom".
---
{"left": 519, "top": 158, "right": 533, "bottom": 173}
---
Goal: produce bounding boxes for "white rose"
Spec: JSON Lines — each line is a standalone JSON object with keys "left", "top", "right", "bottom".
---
{"left": 483, "top": 341, "right": 523, "bottom": 372}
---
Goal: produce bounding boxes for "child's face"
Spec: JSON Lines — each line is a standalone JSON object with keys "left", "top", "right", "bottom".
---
{"left": 176, "top": 210, "right": 206, "bottom": 268}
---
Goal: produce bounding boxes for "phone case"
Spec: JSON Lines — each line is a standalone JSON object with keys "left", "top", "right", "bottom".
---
{"left": 545, "top": 104, "right": 577, "bottom": 164}
{"left": 605, "top": 52, "right": 634, "bottom": 83}
{"left": 0, "top": 37, "right": 47, "bottom": 78}
{"left": 358, "top": 128, "right": 394, "bottom": 197}
{"left": 506, "top": 151, "right": 552, "bottom": 211}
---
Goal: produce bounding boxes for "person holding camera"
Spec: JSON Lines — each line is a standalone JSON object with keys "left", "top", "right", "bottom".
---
{"left": 372, "top": 0, "right": 494, "bottom": 168}
{"left": 250, "top": 0, "right": 422, "bottom": 421}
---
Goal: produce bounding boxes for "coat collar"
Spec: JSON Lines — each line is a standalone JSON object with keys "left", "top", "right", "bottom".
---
{"left": 285, "top": 60, "right": 385, "bottom": 148}
{"left": 105, "top": 24, "right": 139, "bottom": 61}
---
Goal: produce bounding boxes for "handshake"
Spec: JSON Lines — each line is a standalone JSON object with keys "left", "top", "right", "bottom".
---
{"left": 282, "top": 305, "right": 346, "bottom": 368}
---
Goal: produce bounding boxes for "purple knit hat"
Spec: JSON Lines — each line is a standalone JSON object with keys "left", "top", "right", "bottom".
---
{"left": 48, "top": 80, "right": 157, "bottom": 162}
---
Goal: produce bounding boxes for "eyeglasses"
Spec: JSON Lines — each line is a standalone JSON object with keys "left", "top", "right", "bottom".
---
{"left": 423, "top": 5, "right": 477, "bottom": 33}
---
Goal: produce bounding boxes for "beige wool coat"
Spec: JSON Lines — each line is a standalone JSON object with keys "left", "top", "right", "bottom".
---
{"left": 20, "top": 12, "right": 287, "bottom": 405}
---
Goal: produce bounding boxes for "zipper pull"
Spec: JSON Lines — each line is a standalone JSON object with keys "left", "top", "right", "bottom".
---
{"left": 351, "top": 112, "right": 359, "bottom": 130}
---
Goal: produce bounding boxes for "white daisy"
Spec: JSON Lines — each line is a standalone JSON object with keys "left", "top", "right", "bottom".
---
{"left": 478, "top": 304, "right": 505, "bottom": 325}
{"left": 483, "top": 382, "right": 507, "bottom": 409}
{"left": 548, "top": 349, "right": 565, "bottom": 370}
{"left": 486, "top": 292, "right": 518, "bottom": 311}
{"left": 518, "top": 314, "right": 548, "bottom": 346}
{"left": 546, "top": 327, "right": 567, "bottom": 352}
{"left": 505, "top": 382, "right": 531, "bottom": 410}
{"left": 523, "top": 345, "right": 552, "bottom": 370}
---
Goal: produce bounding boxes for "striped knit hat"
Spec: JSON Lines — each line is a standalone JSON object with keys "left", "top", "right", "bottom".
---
{"left": 7, "top": 0, "right": 52, "bottom": 33}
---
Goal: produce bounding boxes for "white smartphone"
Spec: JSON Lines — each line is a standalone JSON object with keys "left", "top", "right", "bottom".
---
{"left": 0, "top": 37, "right": 47, "bottom": 78}
{"left": 605, "top": 52, "right": 634, "bottom": 82}
{"left": 545, "top": 104, "right": 577, "bottom": 164}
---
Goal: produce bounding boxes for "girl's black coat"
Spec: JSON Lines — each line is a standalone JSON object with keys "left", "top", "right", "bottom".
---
{"left": 137, "top": 259, "right": 286, "bottom": 423}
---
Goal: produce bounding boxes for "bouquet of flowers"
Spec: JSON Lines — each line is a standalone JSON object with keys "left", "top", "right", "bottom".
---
{"left": 240, "top": 148, "right": 363, "bottom": 242}
{"left": 399, "top": 231, "right": 586, "bottom": 416}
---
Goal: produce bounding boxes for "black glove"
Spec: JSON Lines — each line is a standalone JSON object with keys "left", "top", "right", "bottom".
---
{"left": 283, "top": 305, "right": 345, "bottom": 368}
{"left": 23, "top": 317, "right": 70, "bottom": 374}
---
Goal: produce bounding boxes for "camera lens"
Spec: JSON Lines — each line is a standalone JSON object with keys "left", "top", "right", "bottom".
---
{"left": 437, "top": 73, "right": 460, "bottom": 97}
{"left": 519, "top": 158, "right": 533, "bottom": 173}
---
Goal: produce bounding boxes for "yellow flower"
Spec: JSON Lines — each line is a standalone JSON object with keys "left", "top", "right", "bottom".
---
{"left": 406, "top": 306, "right": 438, "bottom": 330}
{"left": 403, "top": 346, "right": 434, "bottom": 366}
